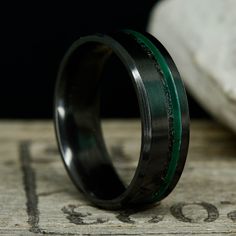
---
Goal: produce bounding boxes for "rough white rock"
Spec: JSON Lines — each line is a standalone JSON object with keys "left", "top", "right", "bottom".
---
{"left": 148, "top": 0, "right": 236, "bottom": 132}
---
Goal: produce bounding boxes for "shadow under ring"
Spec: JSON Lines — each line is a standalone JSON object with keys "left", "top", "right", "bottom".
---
{"left": 54, "top": 30, "right": 190, "bottom": 210}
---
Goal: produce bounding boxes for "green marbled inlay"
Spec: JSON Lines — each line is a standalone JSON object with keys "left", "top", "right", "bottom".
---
{"left": 123, "top": 30, "right": 182, "bottom": 201}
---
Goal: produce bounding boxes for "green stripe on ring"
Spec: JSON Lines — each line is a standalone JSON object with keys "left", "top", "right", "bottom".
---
{"left": 123, "top": 30, "right": 182, "bottom": 201}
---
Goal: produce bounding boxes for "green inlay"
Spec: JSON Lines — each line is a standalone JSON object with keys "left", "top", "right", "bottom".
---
{"left": 123, "top": 30, "right": 182, "bottom": 201}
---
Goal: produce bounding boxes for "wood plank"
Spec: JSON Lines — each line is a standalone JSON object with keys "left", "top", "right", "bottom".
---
{"left": 0, "top": 120, "right": 235, "bottom": 235}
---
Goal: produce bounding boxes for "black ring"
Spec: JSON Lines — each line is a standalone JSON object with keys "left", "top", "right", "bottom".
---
{"left": 54, "top": 30, "right": 190, "bottom": 209}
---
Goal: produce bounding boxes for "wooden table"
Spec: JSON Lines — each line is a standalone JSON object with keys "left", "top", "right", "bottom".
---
{"left": 0, "top": 120, "right": 235, "bottom": 235}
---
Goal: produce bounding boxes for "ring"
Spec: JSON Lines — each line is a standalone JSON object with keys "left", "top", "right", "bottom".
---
{"left": 54, "top": 30, "right": 190, "bottom": 209}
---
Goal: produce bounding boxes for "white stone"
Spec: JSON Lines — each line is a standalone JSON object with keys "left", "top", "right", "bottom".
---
{"left": 148, "top": 0, "right": 236, "bottom": 132}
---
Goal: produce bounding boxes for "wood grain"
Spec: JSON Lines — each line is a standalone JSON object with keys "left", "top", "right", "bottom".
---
{"left": 0, "top": 120, "right": 235, "bottom": 235}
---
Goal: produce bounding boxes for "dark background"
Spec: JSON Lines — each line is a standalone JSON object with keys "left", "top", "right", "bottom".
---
{"left": 0, "top": 1, "right": 208, "bottom": 119}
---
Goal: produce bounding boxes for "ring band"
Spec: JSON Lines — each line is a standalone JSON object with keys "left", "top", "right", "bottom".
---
{"left": 54, "top": 30, "right": 190, "bottom": 209}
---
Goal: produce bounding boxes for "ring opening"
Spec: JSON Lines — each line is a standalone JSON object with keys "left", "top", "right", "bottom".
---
{"left": 56, "top": 41, "right": 141, "bottom": 200}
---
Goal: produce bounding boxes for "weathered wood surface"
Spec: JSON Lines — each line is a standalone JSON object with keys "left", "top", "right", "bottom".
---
{"left": 0, "top": 120, "right": 236, "bottom": 235}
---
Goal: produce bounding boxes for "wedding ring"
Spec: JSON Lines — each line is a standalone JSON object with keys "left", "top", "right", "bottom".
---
{"left": 54, "top": 30, "right": 190, "bottom": 209}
